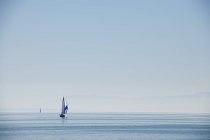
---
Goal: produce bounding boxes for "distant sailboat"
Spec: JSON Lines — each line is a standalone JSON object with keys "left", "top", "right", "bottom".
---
{"left": 40, "top": 108, "right": 41, "bottom": 113}
{"left": 60, "top": 97, "right": 68, "bottom": 118}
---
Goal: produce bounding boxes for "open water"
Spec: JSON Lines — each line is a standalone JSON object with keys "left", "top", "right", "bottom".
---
{"left": 0, "top": 113, "right": 210, "bottom": 140}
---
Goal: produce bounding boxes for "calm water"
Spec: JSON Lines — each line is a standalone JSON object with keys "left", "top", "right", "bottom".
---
{"left": 0, "top": 113, "right": 210, "bottom": 140}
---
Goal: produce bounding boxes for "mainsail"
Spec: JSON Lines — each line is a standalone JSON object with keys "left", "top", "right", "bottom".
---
{"left": 61, "top": 97, "right": 65, "bottom": 114}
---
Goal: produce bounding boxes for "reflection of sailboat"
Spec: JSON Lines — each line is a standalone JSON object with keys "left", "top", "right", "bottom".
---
{"left": 60, "top": 97, "right": 68, "bottom": 118}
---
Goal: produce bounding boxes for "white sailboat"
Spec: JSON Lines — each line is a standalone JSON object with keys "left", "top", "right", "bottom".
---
{"left": 60, "top": 97, "right": 68, "bottom": 118}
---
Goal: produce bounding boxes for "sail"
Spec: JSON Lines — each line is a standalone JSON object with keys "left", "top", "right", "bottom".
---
{"left": 64, "top": 104, "right": 68, "bottom": 114}
{"left": 60, "top": 97, "right": 68, "bottom": 116}
{"left": 61, "top": 97, "right": 65, "bottom": 114}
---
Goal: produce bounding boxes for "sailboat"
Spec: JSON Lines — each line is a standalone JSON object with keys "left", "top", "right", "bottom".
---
{"left": 60, "top": 97, "right": 68, "bottom": 118}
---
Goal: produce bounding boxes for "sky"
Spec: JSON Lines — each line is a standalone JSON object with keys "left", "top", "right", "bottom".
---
{"left": 0, "top": 0, "right": 210, "bottom": 113}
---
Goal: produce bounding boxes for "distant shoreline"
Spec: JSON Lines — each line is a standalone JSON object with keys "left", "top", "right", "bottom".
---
{"left": 0, "top": 111, "right": 209, "bottom": 115}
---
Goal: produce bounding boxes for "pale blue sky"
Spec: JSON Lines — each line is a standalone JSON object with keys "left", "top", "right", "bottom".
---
{"left": 0, "top": 0, "right": 210, "bottom": 113}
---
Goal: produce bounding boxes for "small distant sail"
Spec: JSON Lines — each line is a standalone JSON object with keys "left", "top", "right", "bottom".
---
{"left": 64, "top": 104, "right": 68, "bottom": 114}
{"left": 61, "top": 97, "right": 65, "bottom": 114}
{"left": 60, "top": 97, "right": 68, "bottom": 118}
{"left": 40, "top": 108, "right": 41, "bottom": 113}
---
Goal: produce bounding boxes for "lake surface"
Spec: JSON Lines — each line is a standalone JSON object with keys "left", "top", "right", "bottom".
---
{"left": 0, "top": 113, "right": 210, "bottom": 140}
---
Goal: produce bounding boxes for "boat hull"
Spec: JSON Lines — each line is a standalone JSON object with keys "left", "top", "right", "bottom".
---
{"left": 60, "top": 114, "right": 65, "bottom": 118}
